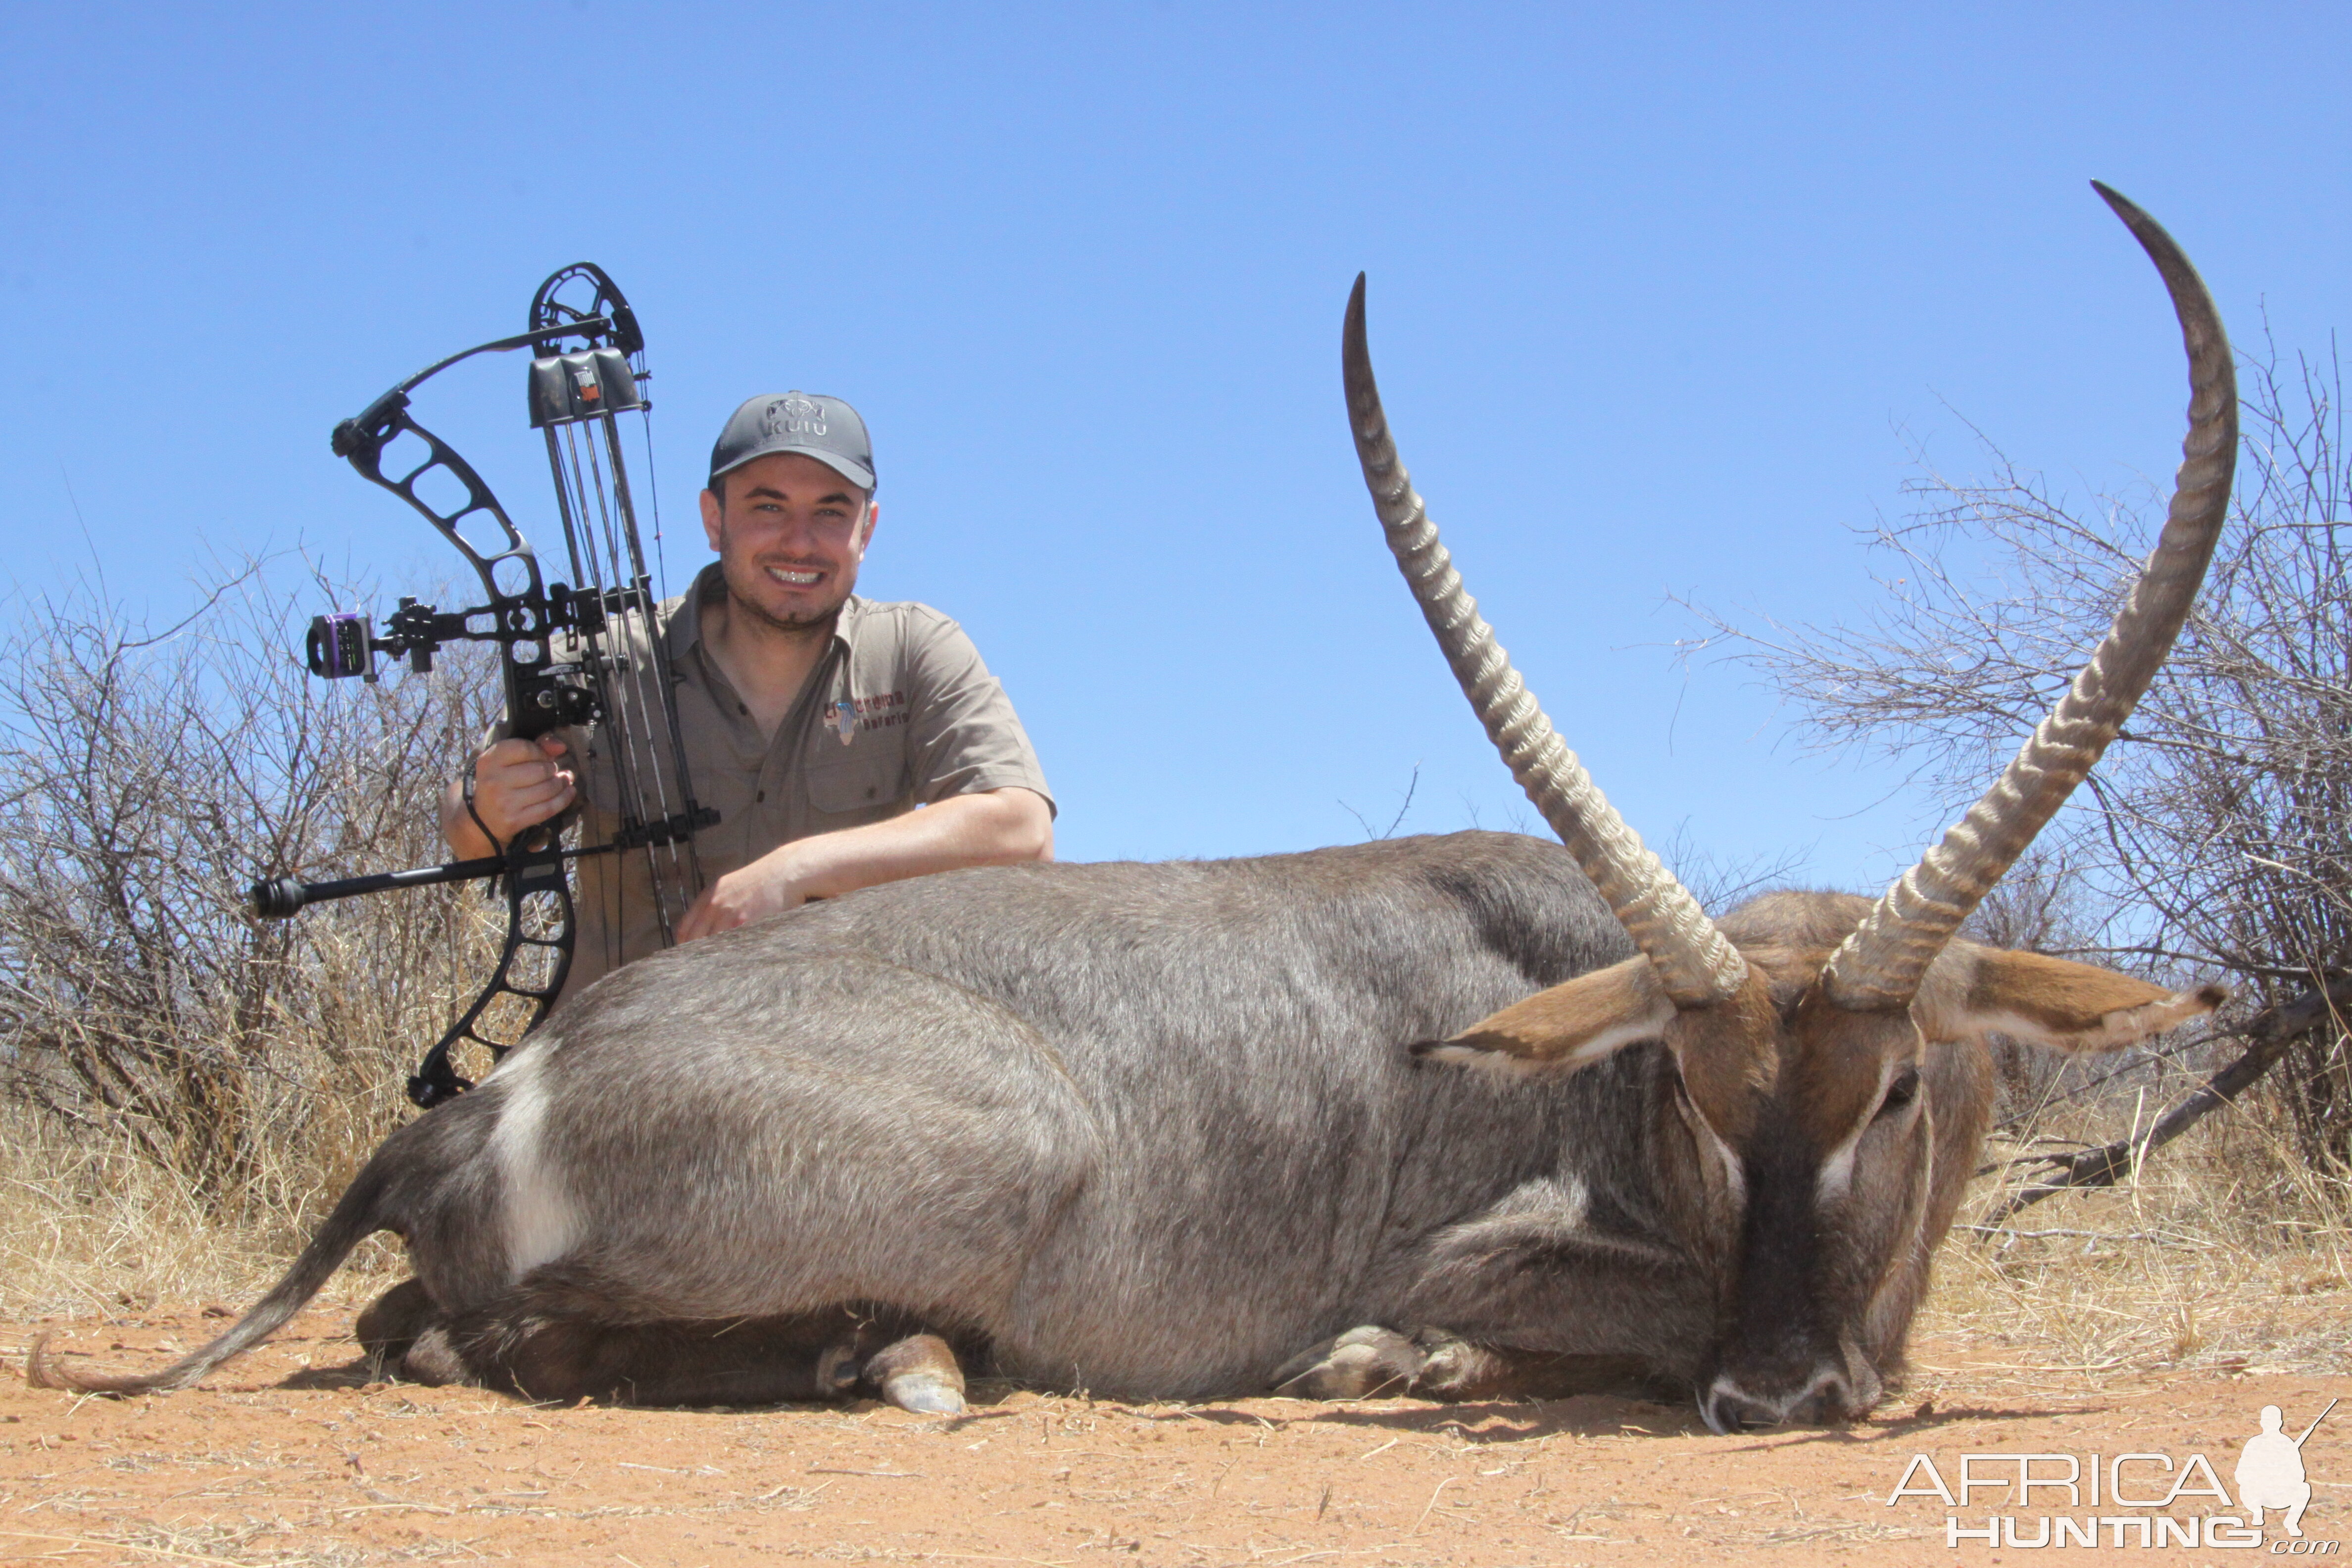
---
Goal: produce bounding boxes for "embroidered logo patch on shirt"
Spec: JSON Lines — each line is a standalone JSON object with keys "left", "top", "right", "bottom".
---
{"left": 832, "top": 699, "right": 857, "bottom": 745}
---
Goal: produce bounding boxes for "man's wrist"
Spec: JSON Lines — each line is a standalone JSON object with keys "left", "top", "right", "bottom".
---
{"left": 451, "top": 765, "right": 493, "bottom": 853}
{"left": 756, "top": 838, "right": 832, "bottom": 902}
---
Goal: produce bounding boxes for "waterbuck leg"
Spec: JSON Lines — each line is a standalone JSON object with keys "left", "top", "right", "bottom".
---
{"left": 399, "top": 1323, "right": 471, "bottom": 1387}
{"left": 862, "top": 1333, "right": 967, "bottom": 1415}
{"left": 1405, "top": 1332, "right": 1655, "bottom": 1401}
{"left": 490, "top": 1314, "right": 879, "bottom": 1406}
{"left": 1273, "top": 1325, "right": 1658, "bottom": 1402}
{"left": 393, "top": 1294, "right": 922, "bottom": 1407}
{"left": 1270, "top": 1325, "right": 1426, "bottom": 1398}
{"left": 354, "top": 1278, "right": 435, "bottom": 1373}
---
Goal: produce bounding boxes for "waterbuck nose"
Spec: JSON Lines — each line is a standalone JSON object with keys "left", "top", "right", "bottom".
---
{"left": 1700, "top": 1364, "right": 1866, "bottom": 1433}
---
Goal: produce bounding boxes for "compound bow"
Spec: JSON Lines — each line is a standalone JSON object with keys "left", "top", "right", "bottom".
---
{"left": 252, "top": 263, "right": 715, "bottom": 1108}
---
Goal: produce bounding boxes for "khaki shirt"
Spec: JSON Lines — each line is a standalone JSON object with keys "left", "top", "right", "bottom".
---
{"left": 546, "top": 564, "right": 1053, "bottom": 1001}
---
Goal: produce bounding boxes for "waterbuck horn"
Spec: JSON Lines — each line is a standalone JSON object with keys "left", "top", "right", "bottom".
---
{"left": 1343, "top": 274, "right": 1748, "bottom": 1008}
{"left": 1822, "top": 184, "right": 2237, "bottom": 1010}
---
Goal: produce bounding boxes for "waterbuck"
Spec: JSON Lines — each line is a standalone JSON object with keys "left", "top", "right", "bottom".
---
{"left": 32, "top": 184, "right": 2233, "bottom": 1430}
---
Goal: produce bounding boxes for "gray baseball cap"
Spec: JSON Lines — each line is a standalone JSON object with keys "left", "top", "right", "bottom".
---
{"left": 708, "top": 392, "right": 876, "bottom": 492}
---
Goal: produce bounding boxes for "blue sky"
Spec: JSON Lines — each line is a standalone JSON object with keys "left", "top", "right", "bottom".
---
{"left": 4, "top": 3, "right": 2345, "bottom": 887}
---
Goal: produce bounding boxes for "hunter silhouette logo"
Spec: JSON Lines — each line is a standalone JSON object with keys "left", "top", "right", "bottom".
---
{"left": 1886, "top": 1399, "right": 2337, "bottom": 1549}
{"left": 2240, "top": 1400, "right": 2335, "bottom": 1539}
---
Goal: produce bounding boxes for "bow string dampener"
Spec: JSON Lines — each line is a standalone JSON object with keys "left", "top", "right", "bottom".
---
{"left": 254, "top": 263, "right": 716, "bottom": 1108}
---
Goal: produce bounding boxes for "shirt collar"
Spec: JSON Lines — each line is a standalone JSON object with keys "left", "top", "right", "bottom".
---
{"left": 668, "top": 562, "right": 867, "bottom": 666}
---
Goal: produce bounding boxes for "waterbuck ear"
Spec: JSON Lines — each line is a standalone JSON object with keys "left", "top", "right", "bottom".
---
{"left": 1915, "top": 946, "right": 2226, "bottom": 1054}
{"left": 1418, "top": 956, "right": 1675, "bottom": 1074}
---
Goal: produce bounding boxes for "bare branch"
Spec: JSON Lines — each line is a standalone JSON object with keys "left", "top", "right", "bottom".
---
{"left": 1981, "top": 975, "right": 2352, "bottom": 1226}
{"left": 1697, "top": 337, "right": 2352, "bottom": 1169}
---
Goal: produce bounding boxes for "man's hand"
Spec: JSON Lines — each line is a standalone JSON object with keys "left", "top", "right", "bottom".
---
{"left": 441, "top": 735, "right": 576, "bottom": 858}
{"left": 675, "top": 843, "right": 819, "bottom": 943}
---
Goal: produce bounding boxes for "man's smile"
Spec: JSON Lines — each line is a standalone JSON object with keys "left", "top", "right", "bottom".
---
{"left": 764, "top": 564, "right": 827, "bottom": 587}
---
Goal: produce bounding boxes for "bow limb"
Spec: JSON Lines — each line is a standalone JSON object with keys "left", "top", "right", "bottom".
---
{"left": 405, "top": 848, "right": 575, "bottom": 1107}
{"left": 331, "top": 397, "right": 593, "bottom": 739}
{"left": 328, "top": 396, "right": 587, "bottom": 1106}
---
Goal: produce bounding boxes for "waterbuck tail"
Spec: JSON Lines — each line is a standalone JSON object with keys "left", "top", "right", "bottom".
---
{"left": 27, "top": 1155, "right": 397, "bottom": 1395}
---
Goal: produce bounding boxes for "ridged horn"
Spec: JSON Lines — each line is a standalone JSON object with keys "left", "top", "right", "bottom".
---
{"left": 1823, "top": 184, "right": 2238, "bottom": 1010}
{"left": 1343, "top": 274, "right": 1748, "bottom": 1007}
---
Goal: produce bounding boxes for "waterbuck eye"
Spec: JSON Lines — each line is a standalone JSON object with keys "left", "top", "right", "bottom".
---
{"left": 1876, "top": 1066, "right": 1921, "bottom": 1119}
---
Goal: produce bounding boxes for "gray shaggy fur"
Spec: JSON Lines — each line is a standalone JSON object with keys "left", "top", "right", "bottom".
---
{"left": 48, "top": 832, "right": 1722, "bottom": 1400}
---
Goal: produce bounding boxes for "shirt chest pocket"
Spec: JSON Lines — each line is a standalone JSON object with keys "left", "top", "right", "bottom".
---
{"left": 802, "top": 721, "right": 911, "bottom": 817}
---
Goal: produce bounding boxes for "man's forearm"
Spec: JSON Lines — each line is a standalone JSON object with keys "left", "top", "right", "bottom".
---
{"left": 780, "top": 787, "right": 1053, "bottom": 901}
{"left": 667, "top": 786, "right": 1057, "bottom": 942}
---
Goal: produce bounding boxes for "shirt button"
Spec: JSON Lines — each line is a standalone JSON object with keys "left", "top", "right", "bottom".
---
{"left": 756, "top": 789, "right": 766, "bottom": 802}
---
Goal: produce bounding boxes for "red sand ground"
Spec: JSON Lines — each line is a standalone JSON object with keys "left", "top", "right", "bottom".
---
{"left": 3, "top": 1306, "right": 2347, "bottom": 1566}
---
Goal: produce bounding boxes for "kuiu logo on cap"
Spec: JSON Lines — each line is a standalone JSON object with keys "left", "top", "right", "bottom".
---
{"left": 712, "top": 390, "right": 873, "bottom": 491}
{"left": 763, "top": 394, "right": 827, "bottom": 439}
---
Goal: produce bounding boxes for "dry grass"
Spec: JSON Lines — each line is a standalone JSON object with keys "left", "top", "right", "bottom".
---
{"left": 0, "top": 1100, "right": 412, "bottom": 1319}
{"left": 0, "top": 890, "right": 506, "bottom": 1320}
{"left": 0, "top": 561, "right": 523, "bottom": 1319}
{"left": 1916, "top": 1083, "right": 2352, "bottom": 1385}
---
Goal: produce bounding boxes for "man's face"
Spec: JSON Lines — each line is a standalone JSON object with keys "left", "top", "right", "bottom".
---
{"left": 700, "top": 452, "right": 877, "bottom": 633}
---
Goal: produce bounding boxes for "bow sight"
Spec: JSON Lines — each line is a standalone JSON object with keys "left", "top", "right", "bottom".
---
{"left": 255, "top": 263, "right": 715, "bottom": 1108}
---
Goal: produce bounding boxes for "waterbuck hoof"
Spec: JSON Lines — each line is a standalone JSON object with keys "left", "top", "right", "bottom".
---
{"left": 814, "top": 1341, "right": 864, "bottom": 1399}
{"left": 1408, "top": 1331, "right": 1509, "bottom": 1399}
{"left": 1270, "top": 1325, "right": 1424, "bottom": 1399}
{"left": 864, "top": 1333, "right": 966, "bottom": 1415}
{"left": 882, "top": 1372, "right": 967, "bottom": 1415}
{"left": 399, "top": 1326, "right": 469, "bottom": 1387}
